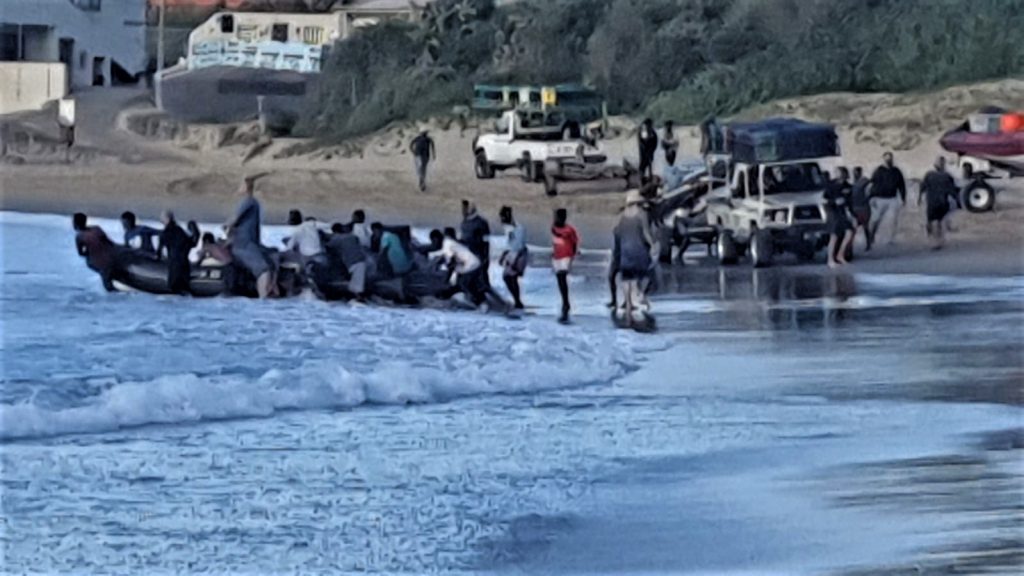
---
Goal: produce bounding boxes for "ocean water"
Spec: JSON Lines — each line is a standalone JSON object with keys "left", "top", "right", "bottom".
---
{"left": 1, "top": 212, "right": 1022, "bottom": 575}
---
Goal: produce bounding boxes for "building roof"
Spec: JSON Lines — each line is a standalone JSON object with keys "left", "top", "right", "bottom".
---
{"left": 334, "top": 0, "right": 432, "bottom": 11}
{"left": 155, "top": 0, "right": 433, "bottom": 11}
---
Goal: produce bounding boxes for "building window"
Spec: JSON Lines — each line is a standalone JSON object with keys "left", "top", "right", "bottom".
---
{"left": 220, "top": 15, "right": 234, "bottom": 34}
{"left": 271, "top": 24, "right": 288, "bottom": 43}
{"left": 79, "top": 50, "right": 88, "bottom": 69}
{"left": 237, "top": 24, "right": 258, "bottom": 42}
{"left": 302, "top": 26, "right": 324, "bottom": 45}
{"left": 71, "top": 0, "right": 101, "bottom": 11}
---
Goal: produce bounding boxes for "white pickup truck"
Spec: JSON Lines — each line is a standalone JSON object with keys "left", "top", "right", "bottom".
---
{"left": 472, "top": 110, "right": 607, "bottom": 186}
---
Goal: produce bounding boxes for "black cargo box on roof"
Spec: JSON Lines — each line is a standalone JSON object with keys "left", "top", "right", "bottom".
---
{"left": 708, "top": 118, "right": 839, "bottom": 164}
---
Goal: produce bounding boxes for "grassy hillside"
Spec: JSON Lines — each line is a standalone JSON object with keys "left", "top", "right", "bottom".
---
{"left": 299, "top": 0, "right": 1024, "bottom": 140}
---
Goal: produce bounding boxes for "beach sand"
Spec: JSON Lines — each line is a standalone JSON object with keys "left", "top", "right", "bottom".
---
{"left": 1, "top": 80, "right": 1022, "bottom": 275}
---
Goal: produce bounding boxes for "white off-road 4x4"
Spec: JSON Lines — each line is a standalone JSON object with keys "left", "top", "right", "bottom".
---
{"left": 704, "top": 155, "right": 831, "bottom": 267}
{"left": 472, "top": 110, "right": 606, "bottom": 186}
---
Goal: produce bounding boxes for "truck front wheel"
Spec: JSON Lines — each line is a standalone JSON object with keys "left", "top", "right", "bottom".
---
{"left": 717, "top": 230, "right": 738, "bottom": 265}
{"left": 750, "top": 228, "right": 774, "bottom": 268}
{"left": 475, "top": 151, "right": 495, "bottom": 179}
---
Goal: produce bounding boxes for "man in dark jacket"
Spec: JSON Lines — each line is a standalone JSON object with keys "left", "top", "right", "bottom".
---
{"left": 325, "top": 223, "right": 369, "bottom": 297}
{"left": 868, "top": 151, "right": 907, "bottom": 246}
{"left": 824, "top": 168, "right": 855, "bottom": 268}
{"left": 460, "top": 200, "right": 491, "bottom": 284}
{"left": 637, "top": 118, "right": 659, "bottom": 183}
{"left": 918, "top": 156, "right": 961, "bottom": 250}
{"left": 410, "top": 131, "right": 436, "bottom": 192}
{"left": 158, "top": 210, "right": 192, "bottom": 295}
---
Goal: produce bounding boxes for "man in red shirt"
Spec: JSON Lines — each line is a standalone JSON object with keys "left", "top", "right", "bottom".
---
{"left": 551, "top": 208, "right": 579, "bottom": 324}
{"left": 73, "top": 212, "right": 119, "bottom": 291}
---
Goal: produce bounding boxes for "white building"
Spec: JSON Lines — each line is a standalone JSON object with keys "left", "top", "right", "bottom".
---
{"left": 0, "top": 0, "right": 148, "bottom": 89}
{"left": 181, "top": 1, "right": 429, "bottom": 74}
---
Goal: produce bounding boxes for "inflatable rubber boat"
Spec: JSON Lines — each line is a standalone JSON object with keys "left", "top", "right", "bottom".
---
{"left": 109, "top": 253, "right": 233, "bottom": 297}
{"left": 107, "top": 251, "right": 302, "bottom": 298}
{"left": 940, "top": 110, "right": 1024, "bottom": 176}
{"left": 307, "top": 259, "right": 455, "bottom": 304}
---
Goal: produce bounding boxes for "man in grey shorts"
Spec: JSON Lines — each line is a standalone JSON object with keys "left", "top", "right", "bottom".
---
{"left": 226, "top": 177, "right": 277, "bottom": 298}
{"left": 868, "top": 152, "right": 907, "bottom": 246}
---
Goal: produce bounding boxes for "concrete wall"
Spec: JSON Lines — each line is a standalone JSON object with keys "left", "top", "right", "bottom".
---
{"left": 1, "top": 0, "right": 147, "bottom": 89}
{"left": 0, "top": 62, "right": 68, "bottom": 114}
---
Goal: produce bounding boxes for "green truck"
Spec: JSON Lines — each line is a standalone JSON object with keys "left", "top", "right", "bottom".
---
{"left": 471, "top": 84, "right": 605, "bottom": 141}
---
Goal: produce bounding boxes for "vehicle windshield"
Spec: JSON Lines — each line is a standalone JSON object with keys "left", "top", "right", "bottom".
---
{"left": 763, "top": 163, "right": 826, "bottom": 194}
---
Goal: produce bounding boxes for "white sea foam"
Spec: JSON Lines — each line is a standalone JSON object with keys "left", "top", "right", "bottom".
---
{"left": 1, "top": 303, "right": 652, "bottom": 440}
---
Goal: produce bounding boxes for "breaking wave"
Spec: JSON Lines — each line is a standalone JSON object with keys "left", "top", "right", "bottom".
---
{"left": 1, "top": 327, "right": 653, "bottom": 441}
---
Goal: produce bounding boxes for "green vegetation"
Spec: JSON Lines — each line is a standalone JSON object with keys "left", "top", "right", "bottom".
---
{"left": 300, "top": 0, "right": 1024, "bottom": 140}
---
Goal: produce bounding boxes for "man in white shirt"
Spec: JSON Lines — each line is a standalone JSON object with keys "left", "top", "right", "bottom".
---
{"left": 348, "top": 209, "right": 372, "bottom": 248}
{"left": 428, "top": 229, "right": 489, "bottom": 306}
{"left": 283, "top": 210, "right": 324, "bottom": 267}
{"left": 498, "top": 205, "right": 527, "bottom": 309}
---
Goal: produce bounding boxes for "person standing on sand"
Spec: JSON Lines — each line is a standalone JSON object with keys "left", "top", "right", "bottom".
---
{"left": 868, "top": 152, "right": 906, "bottom": 246}
{"left": 225, "top": 177, "right": 277, "bottom": 299}
{"left": 661, "top": 121, "right": 679, "bottom": 168}
{"left": 918, "top": 156, "right": 961, "bottom": 250}
{"left": 850, "top": 166, "right": 873, "bottom": 251}
{"left": 158, "top": 210, "right": 192, "bottom": 295}
{"left": 551, "top": 208, "right": 580, "bottom": 324}
{"left": 823, "top": 169, "right": 855, "bottom": 269}
{"left": 498, "top": 205, "right": 527, "bottom": 310}
{"left": 637, "top": 118, "right": 658, "bottom": 183}
{"left": 410, "top": 131, "right": 436, "bottom": 192}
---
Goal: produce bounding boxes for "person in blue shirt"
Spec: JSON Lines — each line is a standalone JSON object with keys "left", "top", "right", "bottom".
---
{"left": 225, "top": 177, "right": 277, "bottom": 298}
{"left": 120, "top": 211, "right": 159, "bottom": 256}
{"left": 371, "top": 222, "right": 413, "bottom": 278}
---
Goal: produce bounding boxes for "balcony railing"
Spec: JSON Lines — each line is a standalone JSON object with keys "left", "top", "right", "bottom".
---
{"left": 69, "top": 0, "right": 102, "bottom": 12}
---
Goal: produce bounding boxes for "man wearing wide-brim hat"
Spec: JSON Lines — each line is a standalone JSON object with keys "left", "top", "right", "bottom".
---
{"left": 611, "top": 189, "right": 657, "bottom": 326}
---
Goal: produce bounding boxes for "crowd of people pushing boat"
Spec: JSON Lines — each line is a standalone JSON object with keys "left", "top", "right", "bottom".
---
{"left": 72, "top": 141, "right": 967, "bottom": 329}
{"left": 71, "top": 175, "right": 667, "bottom": 325}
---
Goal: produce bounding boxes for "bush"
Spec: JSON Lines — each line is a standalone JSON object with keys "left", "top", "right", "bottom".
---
{"left": 303, "top": 0, "right": 1024, "bottom": 140}
{"left": 648, "top": 0, "right": 1024, "bottom": 122}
